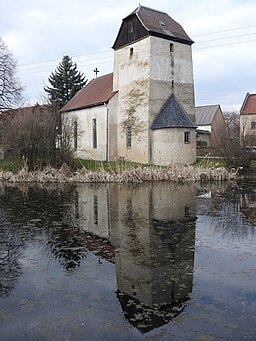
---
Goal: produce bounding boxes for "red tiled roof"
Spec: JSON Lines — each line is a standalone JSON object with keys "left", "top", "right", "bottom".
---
{"left": 241, "top": 93, "right": 256, "bottom": 114}
{"left": 60, "top": 73, "right": 117, "bottom": 113}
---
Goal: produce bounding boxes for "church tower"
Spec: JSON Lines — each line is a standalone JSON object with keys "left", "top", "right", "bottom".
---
{"left": 112, "top": 6, "right": 196, "bottom": 164}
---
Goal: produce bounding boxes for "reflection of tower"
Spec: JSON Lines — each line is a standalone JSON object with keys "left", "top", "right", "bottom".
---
{"left": 112, "top": 183, "right": 196, "bottom": 332}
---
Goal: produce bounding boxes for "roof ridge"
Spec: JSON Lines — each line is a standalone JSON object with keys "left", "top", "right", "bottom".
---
{"left": 196, "top": 104, "right": 219, "bottom": 108}
{"left": 91, "top": 72, "right": 113, "bottom": 81}
{"left": 136, "top": 5, "right": 168, "bottom": 15}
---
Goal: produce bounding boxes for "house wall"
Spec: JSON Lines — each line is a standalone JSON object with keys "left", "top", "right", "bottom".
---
{"left": 108, "top": 94, "right": 118, "bottom": 161}
{"left": 240, "top": 113, "right": 256, "bottom": 140}
{"left": 151, "top": 128, "right": 196, "bottom": 165}
{"left": 211, "top": 107, "right": 226, "bottom": 146}
{"left": 196, "top": 131, "right": 210, "bottom": 146}
{"left": 113, "top": 38, "right": 151, "bottom": 163}
{"left": 66, "top": 105, "right": 107, "bottom": 161}
{"left": 149, "top": 36, "right": 195, "bottom": 125}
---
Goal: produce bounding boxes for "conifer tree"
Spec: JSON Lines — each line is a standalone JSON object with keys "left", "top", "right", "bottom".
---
{"left": 44, "top": 55, "right": 87, "bottom": 107}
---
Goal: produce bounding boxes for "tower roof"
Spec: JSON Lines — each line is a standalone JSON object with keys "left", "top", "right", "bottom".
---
{"left": 132, "top": 6, "right": 193, "bottom": 44}
{"left": 113, "top": 5, "right": 193, "bottom": 49}
{"left": 151, "top": 95, "right": 196, "bottom": 130}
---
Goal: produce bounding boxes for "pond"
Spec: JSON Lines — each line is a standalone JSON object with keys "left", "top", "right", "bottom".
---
{"left": 0, "top": 180, "right": 255, "bottom": 340}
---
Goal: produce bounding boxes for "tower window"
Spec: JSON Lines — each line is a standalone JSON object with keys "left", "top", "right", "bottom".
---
{"left": 184, "top": 131, "right": 191, "bottom": 144}
{"left": 130, "top": 47, "right": 134, "bottom": 58}
{"left": 170, "top": 43, "right": 174, "bottom": 53}
{"left": 93, "top": 118, "right": 97, "bottom": 148}
{"left": 159, "top": 21, "right": 166, "bottom": 27}
{"left": 127, "top": 126, "right": 132, "bottom": 148}
{"left": 172, "top": 80, "right": 174, "bottom": 89}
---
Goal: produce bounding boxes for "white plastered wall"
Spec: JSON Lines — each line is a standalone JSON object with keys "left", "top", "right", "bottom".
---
{"left": 152, "top": 128, "right": 196, "bottom": 165}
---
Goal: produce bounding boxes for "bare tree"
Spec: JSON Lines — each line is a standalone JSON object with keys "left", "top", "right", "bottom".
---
{"left": 0, "top": 38, "right": 23, "bottom": 111}
{"left": 217, "top": 111, "right": 255, "bottom": 171}
{"left": 224, "top": 111, "right": 240, "bottom": 138}
{"left": 2, "top": 104, "right": 76, "bottom": 170}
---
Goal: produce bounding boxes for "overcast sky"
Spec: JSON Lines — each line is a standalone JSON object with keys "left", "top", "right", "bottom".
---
{"left": 1, "top": 0, "right": 256, "bottom": 111}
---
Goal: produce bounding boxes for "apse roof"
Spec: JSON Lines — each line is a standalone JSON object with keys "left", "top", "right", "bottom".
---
{"left": 151, "top": 95, "right": 196, "bottom": 130}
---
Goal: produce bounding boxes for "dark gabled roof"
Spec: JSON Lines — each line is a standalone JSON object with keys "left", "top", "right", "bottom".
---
{"left": 151, "top": 95, "right": 196, "bottom": 130}
{"left": 195, "top": 105, "right": 220, "bottom": 125}
{"left": 60, "top": 73, "right": 117, "bottom": 113}
{"left": 113, "top": 5, "right": 193, "bottom": 49}
{"left": 240, "top": 92, "right": 256, "bottom": 115}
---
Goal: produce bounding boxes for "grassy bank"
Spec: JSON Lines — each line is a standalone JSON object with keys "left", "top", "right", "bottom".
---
{"left": 1, "top": 157, "right": 254, "bottom": 173}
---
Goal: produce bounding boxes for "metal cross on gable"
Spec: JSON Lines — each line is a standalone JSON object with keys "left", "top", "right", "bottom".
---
{"left": 93, "top": 68, "right": 100, "bottom": 77}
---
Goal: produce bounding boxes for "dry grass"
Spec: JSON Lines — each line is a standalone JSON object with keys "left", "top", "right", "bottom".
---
{"left": 0, "top": 162, "right": 238, "bottom": 184}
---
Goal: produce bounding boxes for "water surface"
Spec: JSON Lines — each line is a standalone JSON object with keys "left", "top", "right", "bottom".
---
{"left": 0, "top": 181, "right": 255, "bottom": 340}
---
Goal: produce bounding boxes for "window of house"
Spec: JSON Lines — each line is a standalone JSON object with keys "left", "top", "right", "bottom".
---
{"left": 127, "top": 126, "right": 132, "bottom": 148}
{"left": 93, "top": 118, "right": 97, "bottom": 148}
{"left": 130, "top": 47, "right": 134, "bottom": 58}
{"left": 184, "top": 131, "right": 191, "bottom": 144}
{"left": 170, "top": 43, "right": 174, "bottom": 53}
{"left": 251, "top": 121, "right": 256, "bottom": 129}
{"left": 73, "top": 120, "right": 78, "bottom": 150}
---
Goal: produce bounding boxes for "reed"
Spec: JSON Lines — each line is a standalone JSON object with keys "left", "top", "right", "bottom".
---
{"left": 0, "top": 162, "right": 237, "bottom": 183}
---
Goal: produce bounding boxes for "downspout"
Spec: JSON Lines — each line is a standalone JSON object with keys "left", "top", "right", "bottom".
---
{"left": 104, "top": 102, "right": 109, "bottom": 161}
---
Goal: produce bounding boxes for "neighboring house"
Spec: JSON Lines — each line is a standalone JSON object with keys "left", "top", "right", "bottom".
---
{"left": 61, "top": 5, "right": 197, "bottom": 165}
{"left": 240, "top": 93, "right": 256, "bottom": 145}
{"left": 195, "top": 105, "right": 226, "bottom": 147}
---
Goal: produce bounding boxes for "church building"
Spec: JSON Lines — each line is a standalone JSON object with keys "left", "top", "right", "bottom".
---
{"left": 60, "top": 5, "right": 197, "bottom": 165}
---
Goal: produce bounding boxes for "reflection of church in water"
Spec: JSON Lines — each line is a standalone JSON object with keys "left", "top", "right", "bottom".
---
{"left": 75, "top": 182, "right": 196, "bottom": 332}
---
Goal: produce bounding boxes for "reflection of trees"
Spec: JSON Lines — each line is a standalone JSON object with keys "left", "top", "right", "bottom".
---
{"left": 0, "top": 184, "right": 88, "bottom": 294}
{"left": 197, "top": 182, "right": 256, "bottom": 239}
{"left": 0, "top": 213, "right": 23, "bottom": 297}
{"left": 48, "top": 224, "right": 87, "bottom": 270}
